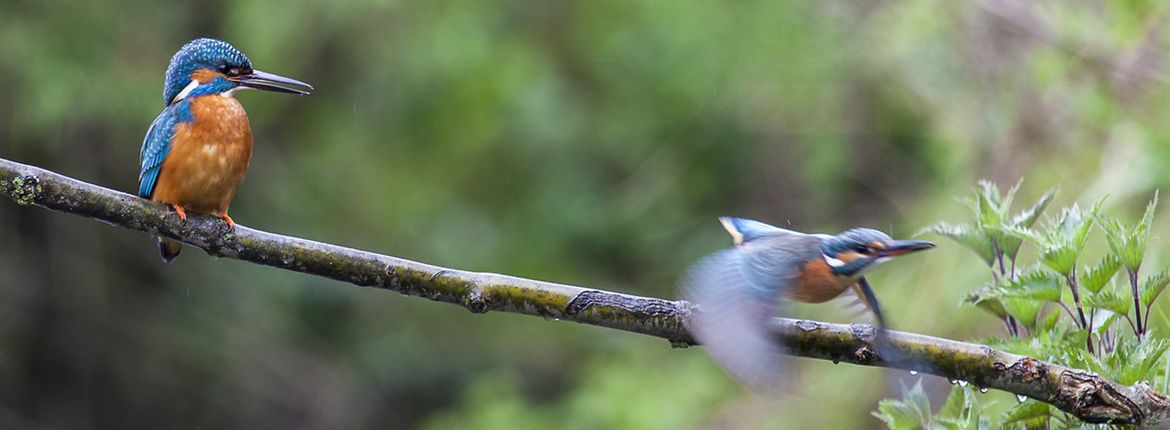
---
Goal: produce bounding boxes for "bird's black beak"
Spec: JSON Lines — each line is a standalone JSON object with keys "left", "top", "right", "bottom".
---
{"left": 232, "top": 69, "right": 313, "bottom": 95}
{"left": 880, "top": 240, "right": 935, "bottom": 257}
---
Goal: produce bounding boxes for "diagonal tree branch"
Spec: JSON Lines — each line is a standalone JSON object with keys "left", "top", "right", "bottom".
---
{"left": 2, "top": 157, "right": 1168, "bottom": 425}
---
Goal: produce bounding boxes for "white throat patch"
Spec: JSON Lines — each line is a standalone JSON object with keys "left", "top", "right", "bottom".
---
{"left": 823, "top": 253, "right": 845, "bottom": 268}
{"left": 222, "top": 86, "right": 250, "bottom": 98}
{"left": 172, "top": 79, "right": 200, "bottom": 104}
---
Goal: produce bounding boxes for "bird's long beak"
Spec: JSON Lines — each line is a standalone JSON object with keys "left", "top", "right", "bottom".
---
{"left": 231, "top": 69, "right": 313, "bottom": 95}
{"left": 880, "top": 240, "right": 935, "bottom": 257}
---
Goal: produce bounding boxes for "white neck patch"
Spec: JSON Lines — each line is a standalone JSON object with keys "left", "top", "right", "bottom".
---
{"left": 172, "top": 79, "right": 200, "bottom": 104}
{"left": 222, "top": 86, "right": 252, "bottom": 98}
{"left": 823, "top": 253, "right": 845, "bottom": 268}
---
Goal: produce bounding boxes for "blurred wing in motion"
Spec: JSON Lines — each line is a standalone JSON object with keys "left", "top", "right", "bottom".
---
{"left": 682, "top": 233, "right": 820, "bottom": 392}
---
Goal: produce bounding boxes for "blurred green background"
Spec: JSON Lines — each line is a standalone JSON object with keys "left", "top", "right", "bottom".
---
{"left": 2, "top": 0, "right": 1169, "bottom": 428}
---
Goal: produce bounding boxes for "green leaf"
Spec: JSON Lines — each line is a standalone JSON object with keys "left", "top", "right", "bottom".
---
{"left": 937, "top": 386, "right": 990, "bottom": 430}
{"left": 1001, "top": 298, "right": 1044, "bottom": 330}
{"left": 1083, "top": 291, "right": 1132, "bottom": 317}
{"left": 1002, "top": 400, "right": 1052, "bottom": 424}
{"left": 997, "top": 225, "right": 1045, "bottom": 248}
{"left": 963, "top": 288, "right": 1008, "bottom": 319}
{"left": 1141, "top": 269, "right": 1170, "bottom": 309}
{"left": 1140, "top": 191, "right": 1159, "bottom": 239}
{"left": 1038, "top": 245, "right": 1078, "bottom": 277}
{"left": 1080, "top": 255, "right": 1121, "bottom": 294}
{"left": 937, "top": 385, "right": 968, "bottom": 419}
{"left": 1010, "top": 186, "right": 1058, "bottom": 229}
{"left": 976, "top": 180, "right": 1005, "bottom": 229}
{"left": 1016, "top": 204, "right": 1096, "bottom": 277}
{"left": 926, "top": 222, "right": 996, "bottom": 267}
{"left": 1099, "top": 193, "right": 1159, "bottom": 272}
{"left": 1038, "top": 307, "right": 1063, "bottom": 332}
{"left": 972, "top": 270, "right": 1064, "bottom": 304}
{"left": 970, "top": 270, "right": 1062, "bottom": 330}
{"left": 873, "top": 380, "right": 932, "bottom": 430}
{"left": 1105, "top": 336, "right": 1170, "bottom": 385}
{"left": 1071, "top": 205, "right": 1096, "bottom": 252}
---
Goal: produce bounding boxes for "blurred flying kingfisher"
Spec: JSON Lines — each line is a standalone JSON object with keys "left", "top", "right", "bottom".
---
{"left": 138, "top": 38, "right": 312, "bottom": 262}
{"left": 682, "top": 217, "right": 934, "bottom": 391}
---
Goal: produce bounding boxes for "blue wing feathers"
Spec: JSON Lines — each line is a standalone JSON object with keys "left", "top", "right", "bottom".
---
{"left": 719, "top": 216, "right": 799, "bottom": 245}
{"left": 138, "top": 101, "right": 194, "bottom": 198}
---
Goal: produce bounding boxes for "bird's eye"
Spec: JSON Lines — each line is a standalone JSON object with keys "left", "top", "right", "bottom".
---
{"left": 216, "top": 63, "right": 230, "bottom": 74}
{"left": 854, "top": 244, "right": 869, "bottom": 254}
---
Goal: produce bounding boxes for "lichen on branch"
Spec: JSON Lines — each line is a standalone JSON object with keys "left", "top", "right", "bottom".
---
{"left": 1, "top": 157, "right": 1167, "bottom": 425}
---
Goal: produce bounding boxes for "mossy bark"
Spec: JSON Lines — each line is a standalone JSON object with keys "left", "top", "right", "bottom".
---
{"left": 2, "top": 157, "right": 1168, "bottom": 426}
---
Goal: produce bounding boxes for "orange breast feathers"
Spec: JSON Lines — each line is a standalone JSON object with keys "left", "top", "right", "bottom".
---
{"left": 790, "top": 252, "right": 863, "bottom": 303}
{"left": 151, "top": 94, "right": 253, "bottom": 215}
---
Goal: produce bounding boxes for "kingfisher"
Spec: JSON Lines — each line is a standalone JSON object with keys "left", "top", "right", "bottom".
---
{"left": 138, "top": 38, "right": 312, "bottom": 262}
{"left": 681, "top": 217, "right": 934, "bottom": 391}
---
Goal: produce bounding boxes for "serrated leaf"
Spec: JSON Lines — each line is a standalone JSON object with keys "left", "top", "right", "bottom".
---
{"left": 937, "top": 385, "right": 969, "bottom": 419}
{"left": 936, "top": 386, "right": 989, "bottom": 430}
{"left": 1099, "top": 193, "right": 1159, "bottom": 272}
{"left": 964, "top": 287, "right": 1008, "bottom": 319}
{"left": 1142, "top": 269, "right": 1170, "bottom": 309}
{"left": 1019, "top": 204, "right": 1095, "bottom": 277}
{"left": 976, "top": 181, "right": 1004, "bottom": 228}
{"left": 972, "top": 270, "right": 1064, "bottom": 304}
{"left": 1071, "top": 208, "right": 1095, "bottom": 252}
{"left": 997, "top": 225, "right": 1046, "bottom": 247}
{"left": 1010, "top": 186, "right": 1058, "bottom": 229}
{"left": 1038, "top": 307, "right": 1063, "bottom": 332}
{"left": 1140, "top": 191, "right": 1159, "bottom": 237}
{"left": 1003, "top": 400, "right": 1051, "bottom": 425}
{"left": 927, "top": 222, "right": 996, "bottom": 267}
{"left": 1038, "top": 245, "right": 1078, "bottom": 276}
{"left": 1080, "top": 255, "right": 1121, "bottom": 294}
{"left": 1001, "top": 298, "right": 1044, "bottom": 329}
{"left": 1083, "top": 291, "right": 1132, "bottom": 316}
{"left": 1002, "top": 179, "right": 1022, "bottom": 214}
{"left": 873, "top": 380, "right": 932, "bottom": 429}
{"left": 1105, "top": 337, "right": 1170, "bottom": 385}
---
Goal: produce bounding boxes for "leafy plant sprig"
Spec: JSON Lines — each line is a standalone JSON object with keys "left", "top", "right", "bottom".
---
{"left": 887, "top": 180, "right": 1169, "bottom": 429}
{"left": 925, "top": 180, "right": 1056, "bottom": 336}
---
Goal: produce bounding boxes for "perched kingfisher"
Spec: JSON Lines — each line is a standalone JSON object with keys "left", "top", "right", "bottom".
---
{"left": 138, "top": 38, "right": 312, "bottom": 262}
{"left": 681, "top": 217, "right": 934, "bottom": 391}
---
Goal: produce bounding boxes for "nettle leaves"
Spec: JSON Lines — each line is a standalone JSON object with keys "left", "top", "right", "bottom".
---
{"left": 926, "top": 180, "right": 1056, "bottom": 271}
{"left": 968, "top": 269, "right": 1061, "bottom": 332}
{"left": 932, "top": 181, "right": 1164, "bottom": 342}
{"left": 1100, "top": 192, "right": 1158, "bottom": 274}
{"left": 1005, "top": 200, "right": 1101, "bottom": 278}
{"left": 873, "top": 381, "right": 990, "bottom": 430}
{"left": 892, "top": 180, "right": 1169, "bottom": 428}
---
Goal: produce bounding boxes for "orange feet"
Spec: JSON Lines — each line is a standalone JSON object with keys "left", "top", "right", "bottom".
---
{"left": 171, "top": 204, "right": 187, "bottom": 221}
{"left": 219, "top": 213, "right": 235, "bottom": 228}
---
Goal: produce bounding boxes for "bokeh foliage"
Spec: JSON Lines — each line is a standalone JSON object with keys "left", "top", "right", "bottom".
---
{"left": 2, "top": 0, "right": 1170, "bottom": 428}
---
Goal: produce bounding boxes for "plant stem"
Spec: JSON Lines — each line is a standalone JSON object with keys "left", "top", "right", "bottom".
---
{"left": 1128, "top": 269, "right": 1144, "bottom": 336}
{"left": 1057, "top": 302, "right": 1078, "bottom": 325}
{"left": 1123, "top": 315, "right": 1139, "bottom": 337}
{"left": 1065, "top": 270, "right": 1089, "bottom": 329}
{"left": 993, "top": 239, "right": 1007, "bottom": 278}
{"left": 1087, "top": 308, "right": 1095, "bottom": 356}
{"left": 1065, "top": 269, "right": 1093, "bottom": 353}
